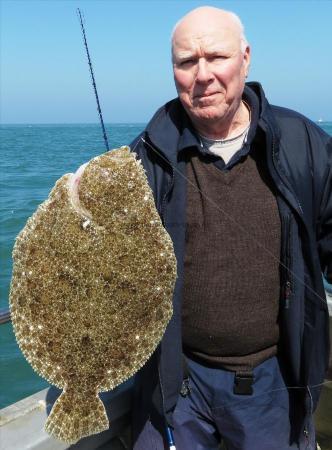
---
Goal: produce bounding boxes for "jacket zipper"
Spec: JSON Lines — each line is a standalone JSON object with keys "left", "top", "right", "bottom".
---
{"left": 283, "top": 214, "right": 293, "bottom": 309}
{"left": 261, "top": 118, "right": 301, "bottom": 310}
{"left": 303, "top": 386, "right": 313, "bottom": 448}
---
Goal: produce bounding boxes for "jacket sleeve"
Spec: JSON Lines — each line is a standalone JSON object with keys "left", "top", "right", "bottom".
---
{"left": 317, "top": 137, "right": 332, "bottom": 284}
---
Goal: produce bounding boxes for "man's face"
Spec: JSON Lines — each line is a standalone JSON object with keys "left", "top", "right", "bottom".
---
{"left": 172, "top": 22, "right": 250, "bottom": 129}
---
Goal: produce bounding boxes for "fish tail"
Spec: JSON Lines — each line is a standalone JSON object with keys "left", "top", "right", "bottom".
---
{"left": 45, "top": 388, "right": 109, "bottom": 444}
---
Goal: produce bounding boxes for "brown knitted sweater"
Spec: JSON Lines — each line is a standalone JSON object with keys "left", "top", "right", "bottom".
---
{"left": 182, "top": 149, "right": 281, "bottom": 371}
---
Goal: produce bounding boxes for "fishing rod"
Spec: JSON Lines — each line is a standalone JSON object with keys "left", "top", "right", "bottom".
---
{"left": 77, "top": 8, "right": 110, "bottom": 151}
{"left": 77, "top": 10, "right": 177, "bottom": 450}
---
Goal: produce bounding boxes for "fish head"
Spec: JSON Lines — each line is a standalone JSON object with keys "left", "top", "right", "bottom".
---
{"left": 70, "top": 146, "right": 147, "bottom": 228}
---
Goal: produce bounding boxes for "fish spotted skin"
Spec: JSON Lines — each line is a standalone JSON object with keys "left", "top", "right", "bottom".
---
{"left": 9, "top": 146, "right": 177, "bottom": 443}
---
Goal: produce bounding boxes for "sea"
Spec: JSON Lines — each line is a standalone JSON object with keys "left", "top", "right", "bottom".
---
{"left": 0, "top": 121, "right": 331, "bottom": 409}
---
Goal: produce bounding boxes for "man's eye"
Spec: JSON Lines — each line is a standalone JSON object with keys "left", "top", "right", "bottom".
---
{"left": 211, "top": 55, "right": 227, "bottom": 61}
{"left": 179, "top": 59, "right": 194, "bottom": 67}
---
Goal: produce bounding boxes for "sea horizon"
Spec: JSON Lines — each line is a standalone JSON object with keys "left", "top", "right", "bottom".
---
{"left": 1, "top": 120, "right": 332, "bottom": 126}
{"left": 0, "top": 122, "right": 148, "bottom": 126}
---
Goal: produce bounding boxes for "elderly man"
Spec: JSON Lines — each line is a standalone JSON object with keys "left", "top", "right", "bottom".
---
{"left": 130, "top": 6, "right": 331, "bottom": 450}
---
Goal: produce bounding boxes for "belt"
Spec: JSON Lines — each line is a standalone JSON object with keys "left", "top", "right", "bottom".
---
{"left": 181, "top": 355, "right": 255, "bottom": 397}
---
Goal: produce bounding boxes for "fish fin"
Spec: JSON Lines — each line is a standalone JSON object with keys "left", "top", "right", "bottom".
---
{"left": 45, "top": 388, "right": 109, "bottom": 444}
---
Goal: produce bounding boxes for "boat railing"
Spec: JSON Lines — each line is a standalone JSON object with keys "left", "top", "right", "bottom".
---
{"left": 0, "top": 382, "right": 133, "bottom": 449}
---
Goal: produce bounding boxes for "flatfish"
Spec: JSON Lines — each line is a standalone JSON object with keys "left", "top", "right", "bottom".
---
{"left": 9, "top": 146, "right": 177, "bottom": 444}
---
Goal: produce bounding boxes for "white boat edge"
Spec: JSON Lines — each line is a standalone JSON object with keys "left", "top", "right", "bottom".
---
{"left": 0, "top": 381, "right": 133, "bottom": 450}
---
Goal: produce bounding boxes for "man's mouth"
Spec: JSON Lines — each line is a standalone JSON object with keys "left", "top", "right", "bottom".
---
{"left": 195, "top": 92, "right": 218, "bottom": 99}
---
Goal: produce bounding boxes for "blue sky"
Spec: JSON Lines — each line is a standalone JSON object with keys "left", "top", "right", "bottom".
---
{"left": 1, "top": 0, "right": 332, "bottom": 123}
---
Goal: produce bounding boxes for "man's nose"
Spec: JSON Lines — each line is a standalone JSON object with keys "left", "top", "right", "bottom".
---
{"left": 196, "top": 58, "right": 213, "bottom": 83}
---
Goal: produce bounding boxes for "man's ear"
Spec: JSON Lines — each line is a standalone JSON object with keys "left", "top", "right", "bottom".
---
{"left": 243, "top": 45, "right": 251, "bottom": 78}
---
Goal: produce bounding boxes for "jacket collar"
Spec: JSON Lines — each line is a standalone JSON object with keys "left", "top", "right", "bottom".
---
{"left": 145, "top": 82, "right": 281, "bottom": 163}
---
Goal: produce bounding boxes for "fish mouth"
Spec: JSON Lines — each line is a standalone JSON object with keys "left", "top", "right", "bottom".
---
{"left": 68, "top": 162, "right": 93, "bottom": 219}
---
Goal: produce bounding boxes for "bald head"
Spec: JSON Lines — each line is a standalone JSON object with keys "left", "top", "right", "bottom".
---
{"left": 172, "top": 6, "right": 248, "bottom": 59}
{"left": 171, "top": 6, "right": 251, "bottom": 139}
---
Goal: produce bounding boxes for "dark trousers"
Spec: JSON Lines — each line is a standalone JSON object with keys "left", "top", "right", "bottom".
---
{"left": 133, "top": 356, "right": 316, "bottom": 450}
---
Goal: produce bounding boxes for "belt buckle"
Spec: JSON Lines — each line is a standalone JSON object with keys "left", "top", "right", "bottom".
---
{"left": 233, "top": 373, "right": 254, "bottom": 395}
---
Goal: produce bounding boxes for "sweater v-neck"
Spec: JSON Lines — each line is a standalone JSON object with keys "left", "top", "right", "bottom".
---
{"left": 191, "top": 152, "right": 249, "bottom": 186}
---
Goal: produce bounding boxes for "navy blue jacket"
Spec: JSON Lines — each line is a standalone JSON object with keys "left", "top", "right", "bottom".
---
{"left": 130, "top": 83, "right": 332, "bottom": 440}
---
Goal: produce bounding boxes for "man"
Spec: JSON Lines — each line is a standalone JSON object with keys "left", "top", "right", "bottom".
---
{"left": 130, "top": 6, "right": 332, "bottom": 450}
